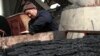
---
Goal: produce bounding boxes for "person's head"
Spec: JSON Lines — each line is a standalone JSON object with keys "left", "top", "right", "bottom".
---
{"left": 23, "top": 3, "right": 38, "bottom": 18}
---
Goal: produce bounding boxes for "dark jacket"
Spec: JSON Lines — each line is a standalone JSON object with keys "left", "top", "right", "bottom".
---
{"left": 0, "top": 16, "right": 11, "bottom": 36}
{"left": 29, "top": 10, "right": 58, "bottom": 34}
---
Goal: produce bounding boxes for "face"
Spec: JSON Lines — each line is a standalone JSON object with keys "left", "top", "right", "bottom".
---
{"left": 25, "top": 9, "right": 37, "bottom": 18}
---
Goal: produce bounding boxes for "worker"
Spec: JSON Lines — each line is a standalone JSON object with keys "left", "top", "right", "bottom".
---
{"left": 23, "top": 2, "right": 58, "bottom": 34}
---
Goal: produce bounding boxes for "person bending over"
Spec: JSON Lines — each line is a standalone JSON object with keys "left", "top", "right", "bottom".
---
{"left": 23, "top": 3, "right": 58, "bottom": 34}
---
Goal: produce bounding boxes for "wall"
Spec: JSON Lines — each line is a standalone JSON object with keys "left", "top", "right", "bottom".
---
{"left": 0, "top": 0, "right": 3, "bottom": 16}
{"left": 3, "top": 0, "right": 17, "bottom": 17}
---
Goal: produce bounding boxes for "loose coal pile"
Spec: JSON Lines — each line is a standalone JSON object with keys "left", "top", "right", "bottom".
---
{"left": 0, "top": 53, "right": 4, "bottom": 56}
{"left": 0, "top": 48, "right": 6, "bottom": 56}
{"left": 5, "top": 35, "right": 100, "bottom": 56}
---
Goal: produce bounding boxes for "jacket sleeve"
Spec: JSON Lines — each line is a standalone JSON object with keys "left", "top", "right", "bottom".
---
{"left": 29, "top": 11, "right": 52, "bottom": 33}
